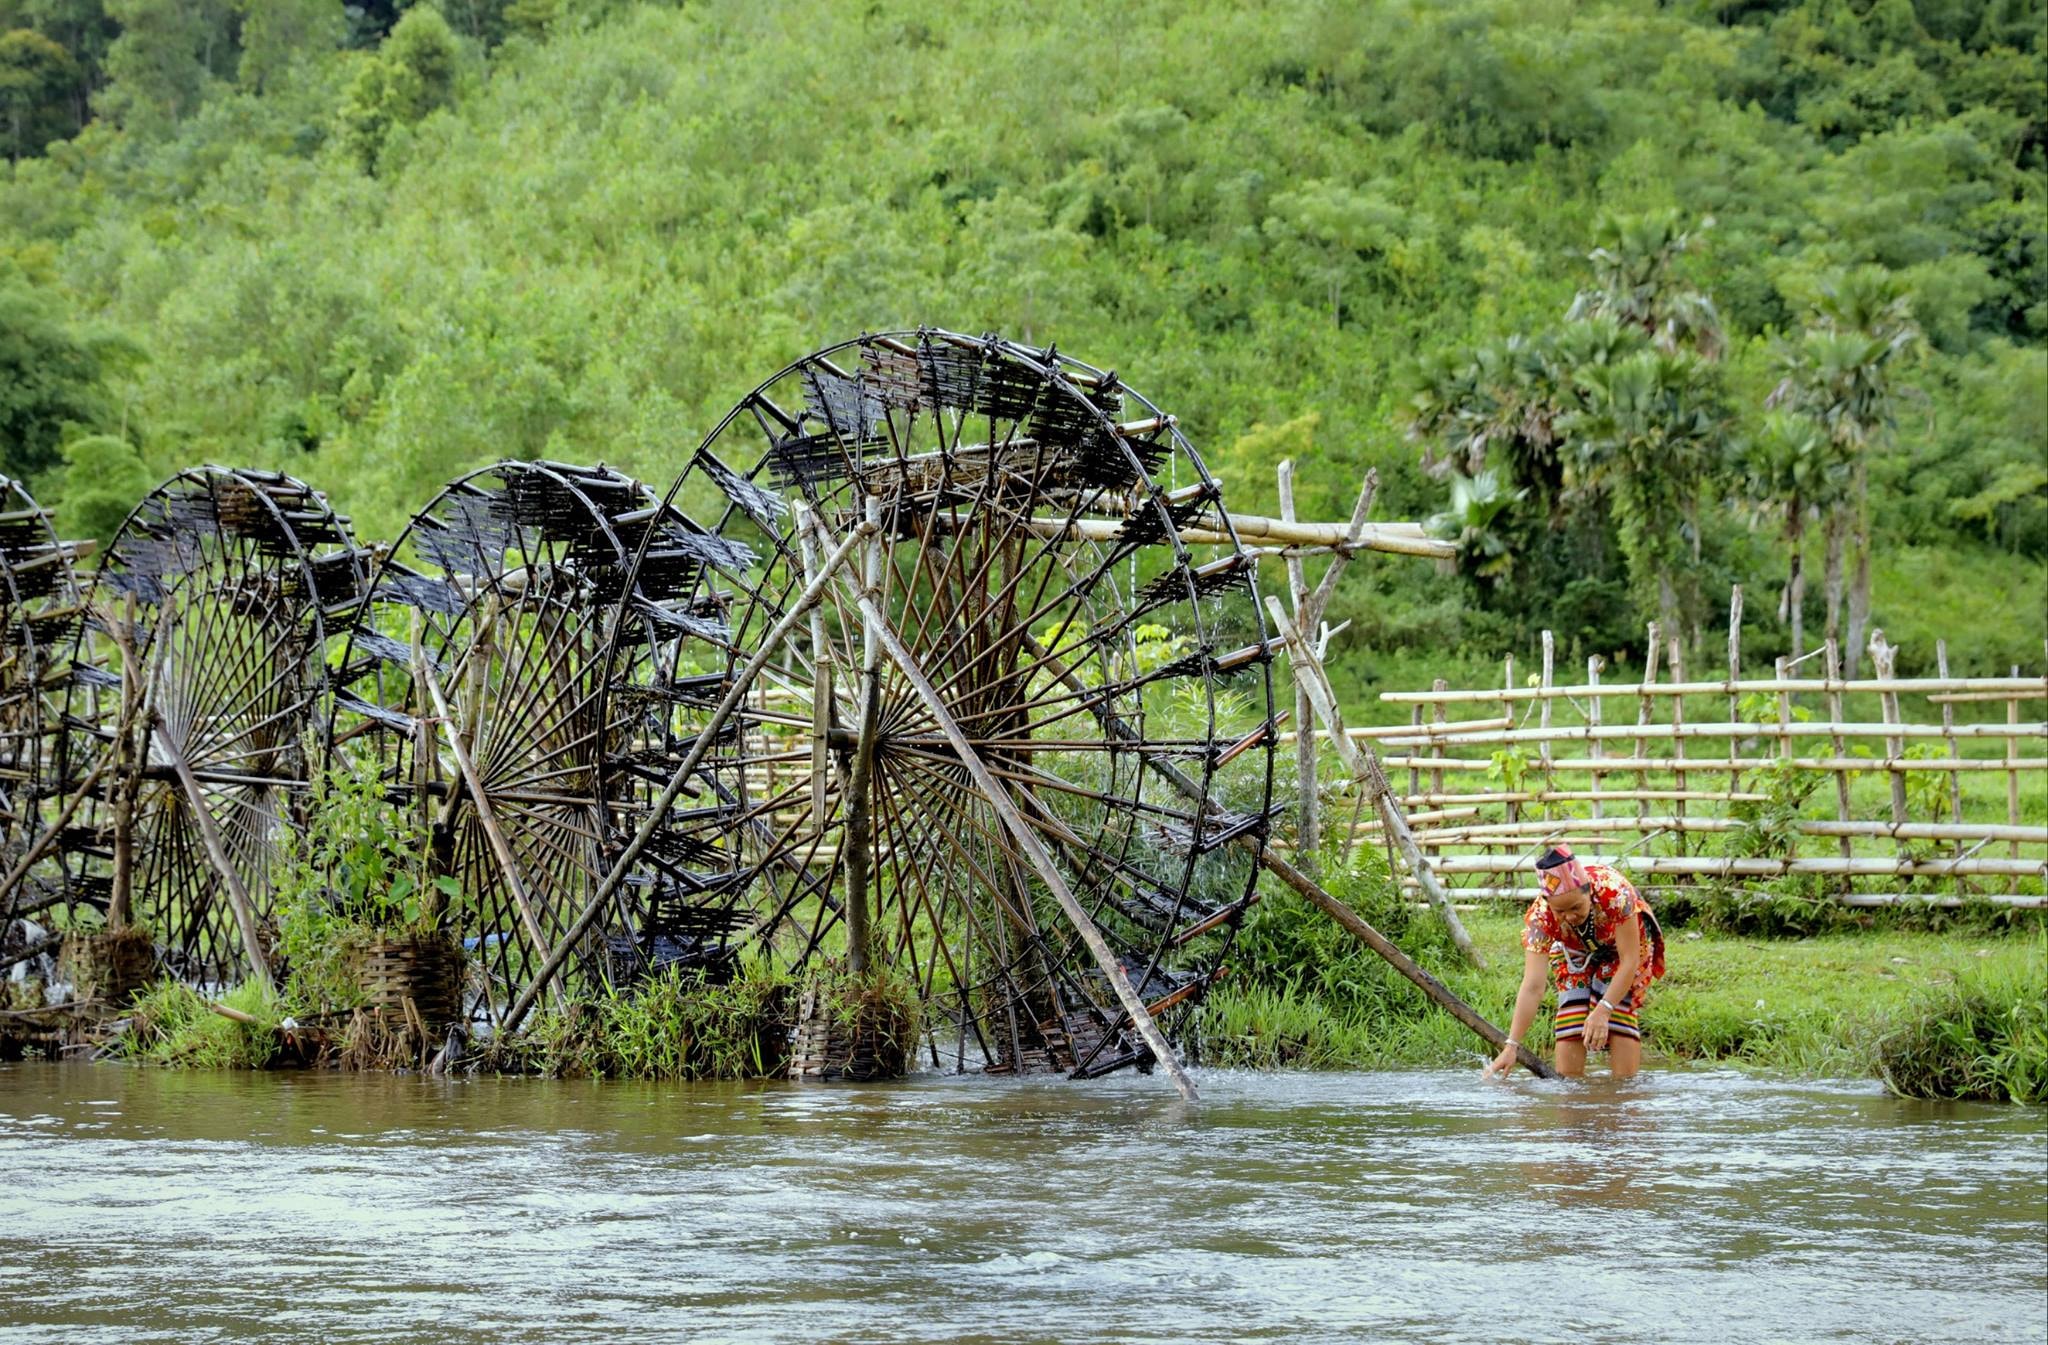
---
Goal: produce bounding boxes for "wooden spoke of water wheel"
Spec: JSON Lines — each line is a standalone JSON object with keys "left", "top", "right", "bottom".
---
{"left": 0, "top": 476, "right": 97, "bottom": 932}
{"left": 597, "top": 329, "right": 1277, "bottom": 1083}
{"left": 325, "top": 461, "right": 739, "bottom": 1025}
{"left": 52, "top": 468, "right": 372, "bottom": 986}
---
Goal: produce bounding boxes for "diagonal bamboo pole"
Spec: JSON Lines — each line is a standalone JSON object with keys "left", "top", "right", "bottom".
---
{"left": 854, "top": 589, "right": 1200, "bottom": 1102}
{"left": 498, "top": 517, "right": 873, "bottom": 1036}
{"left": 1265, "top": 596, "right": 1485, "bottom": 969}
{"left": 1021, "top": 633, "right": 1548, "bottom": 1078}
{"left": 155, "top": 725, "right": 274, "bottom": 992}
{"left": 413, "top": 652, "right": 556, "bottom": 995}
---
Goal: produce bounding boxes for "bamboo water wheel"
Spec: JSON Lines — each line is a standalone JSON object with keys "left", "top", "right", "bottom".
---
{"left": 324, "top": 460, "right": 723, "bottom": 1024}
{"left": 594, "top": 330, "right": 1277, "bottom": 1080}
{"left": 56, "top": 468, "right": 372, "bottom": 986}
{"left": 0, "top": 476, "right": 94, "bottom": 934}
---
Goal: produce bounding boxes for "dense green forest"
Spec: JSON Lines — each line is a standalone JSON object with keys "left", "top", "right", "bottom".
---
{"left": 3, "top": 0, "right": 2043, "bottom": 686}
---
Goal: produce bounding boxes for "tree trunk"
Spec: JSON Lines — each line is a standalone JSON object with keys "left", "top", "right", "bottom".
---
{"left": 1823, "top": 512, "right": 1845, "bottom": 658}
{"left": 1846, "top": 462, "right": 1871, "bottom": 680}
{"left": 1785, "top": 500, "right": 1805, "bottom": 658}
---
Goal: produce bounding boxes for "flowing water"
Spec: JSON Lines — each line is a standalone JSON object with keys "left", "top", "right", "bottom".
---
{"left": 1, "top": 1062, "right": 2042, "bottom": 1345}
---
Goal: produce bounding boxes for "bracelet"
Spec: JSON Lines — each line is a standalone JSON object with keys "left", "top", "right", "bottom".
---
{"left": 1505, "top": 1038, "right": 1520, "bottom": 1051}
{"left": 1597, "top": 997, "right": 1618, "bottom": 1012}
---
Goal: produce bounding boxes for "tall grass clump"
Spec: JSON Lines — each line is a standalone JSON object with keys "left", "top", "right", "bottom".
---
{"left": 114, "top": 980, "right": 283, "bottom": 1070}
{"left": 492, "top": 960, "right": 795, "bottom": 1080}
{"left": 1876, "top": 966, "right": 2048, "bottom": 1105}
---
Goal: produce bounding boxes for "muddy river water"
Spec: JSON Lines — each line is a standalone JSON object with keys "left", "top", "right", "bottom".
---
{"left": 1, "top": 1063, "right": 2042, "bottom": 1344}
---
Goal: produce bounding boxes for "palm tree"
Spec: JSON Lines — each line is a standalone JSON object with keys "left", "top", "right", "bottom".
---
{"left": 1567, "top": 210, "right": 1726, "bottom": 360}
{"left": 1562, "top": 348, "right": 1733, "bottom": 634}
{"left": 1427, "top": 469, "right": 1527, "bottom": 592}
{"left": 1737, "top": 413, "right": 1850, "bottom": 656}
{"left": 1767, "top": 269, "right": 1918, "bottom": 674}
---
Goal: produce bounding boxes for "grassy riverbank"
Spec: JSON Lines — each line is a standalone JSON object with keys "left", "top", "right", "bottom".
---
{"left": 1193, "top": 873, "right": 2048, "bottom": 1102}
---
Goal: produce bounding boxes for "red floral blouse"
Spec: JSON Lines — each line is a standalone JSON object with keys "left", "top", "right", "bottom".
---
{"left": 1522, "top": 862, "right": 1667, "bottom": 1005}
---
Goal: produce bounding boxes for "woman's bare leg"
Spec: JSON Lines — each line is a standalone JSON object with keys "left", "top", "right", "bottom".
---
{"left": 1607, "top": 1036, "right": 1641, "bottom": 1079}
{"left": 1554, "top": 1039, "right": 1587, "bottom": 1077}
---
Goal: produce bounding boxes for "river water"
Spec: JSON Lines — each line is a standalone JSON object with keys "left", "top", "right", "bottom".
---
{"left": 1, "top": 1063, "right": 2042, "bottom": 1345}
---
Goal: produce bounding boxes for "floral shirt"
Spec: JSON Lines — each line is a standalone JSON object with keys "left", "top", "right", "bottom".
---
{"left": 1522, "top": 862, "right": 1666, "bottom": 1005}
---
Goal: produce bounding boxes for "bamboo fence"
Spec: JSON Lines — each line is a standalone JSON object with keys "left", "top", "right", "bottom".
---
{"left": 1289, "top": 606, "right": 2048, "bottom": 909}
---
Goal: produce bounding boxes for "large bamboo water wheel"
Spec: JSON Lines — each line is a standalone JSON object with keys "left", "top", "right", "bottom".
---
{"left": 591, "top": 330, "right": 1278, "bottom": 1083}
{"left": 0, "top": 476, "right": 94, "bottom": 934}
{"left": 55, "top": 468, "right": 372, "bottom": 987}
{"left": 324, "top": 460, "right": 728, "bottom": 1024}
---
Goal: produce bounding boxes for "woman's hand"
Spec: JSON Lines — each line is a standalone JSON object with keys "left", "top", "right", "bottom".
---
{"left": 1585, "top": 1001, "right": 1613, "bottom": 1051}
{"left": 1482, "top": 1044, "right": 1520, "bottom": 1079}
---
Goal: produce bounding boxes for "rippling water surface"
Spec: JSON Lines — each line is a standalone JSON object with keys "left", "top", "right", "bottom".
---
{"left": 1, "top": 1063, "right": 2042, "bottom": 1344}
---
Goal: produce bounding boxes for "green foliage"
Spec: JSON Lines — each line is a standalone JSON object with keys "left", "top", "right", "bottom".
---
{"left": 1876, "top": 962, "right": 2048, "bottom": 1104}
{"left": 115, "top": 977, "right": 282, "bottom": 1068}
{"left": 0, "top": 0, "right": 2037, "bottom": 673}
{"left": 338, "top": 4, "right": 460, "bottom": 171}
{"left": 509, "top": 960, "right": 796, "bottom": 1080}
{"left": 274, "top": 760, "right": 457, "bottom": 1014}
{"left": 54, "top": 430, "right": 146, "bottom": 540}
{"left": 0, "top": 26, "right": 76, "bottom": 160}
{"left": 0, "top": 270, "right": 137, "bottom": 481}
{"left": 1728, "top": 761, "right": 1826, "bottom": 855}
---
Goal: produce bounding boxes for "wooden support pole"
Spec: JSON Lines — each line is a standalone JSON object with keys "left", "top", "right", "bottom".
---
{"left": 1539, "top": 630, "right": 1554, "bottom": 773}
{"left": 1278, "top": 461, "right": 1319, "bottom": 870}
{"left": 155, "top": 727, "right": 274, "bottom": 993}
{"left": 1429, "top": 679, "right": 1448, "bottom": 801}
{"left": 1774, "top": 656, "right": 1794, "bottom": 762}
{"left": 859, "top": 592, "right": 1200, "bottom": 1103}
{"left": 1502, "top": 655, "right": 1517, "bottom": 825}
{"left": 1935, "top": 641, "right": 1964, "bottom": 828}
{"left": 839, "top": 495, "right": 885, "bottom": 977}
{"left": 499, "top": 516, "right": 874, "bottom": 1036}
{"left": 1264, "top": 596, "right": 1484, "bottom": 969}
{"left": 414, "top": 652, "right": 555, "bottom": 982}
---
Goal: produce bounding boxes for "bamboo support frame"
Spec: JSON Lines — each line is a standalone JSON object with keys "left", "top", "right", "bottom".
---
{"left": 1263, "top": 595, "right": 1484, "bottom": 969}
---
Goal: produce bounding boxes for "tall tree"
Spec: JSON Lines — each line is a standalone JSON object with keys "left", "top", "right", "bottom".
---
{"left": 1737, "top": 411, "right": 1849, "bottom": 656}
{"left": 1567, "top": 209, "right": 1726, "bottom": 360}
{"left": 0, "top": 26, "right": 75, "bottom": 159}
{"left": 1768, "top": 268, "right": 1919, "bottom": 674}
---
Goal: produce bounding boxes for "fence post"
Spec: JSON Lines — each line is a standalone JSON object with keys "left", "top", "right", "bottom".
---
{"left": 1636, "top": 624, "right": 1660, "bottom": 824}
{"left": 1824, "top": 639, "right": 1854, "bottom": 874}
{"left": 1774, "top": 655, "right": 1794, "bottom": 762}
{"left": 2010, "top": 664, "right": 2023, "bottom": 861}
{"left": 1502, "top": 655, "right": 1517, "bottom": 824}
{"left": 1870, "top": 630, "right": 1909, "bottom": 859}
{"left": 1727, "top": 586, "right": 1743, "bottom": 790}
{"left": 1430, "top": 677, "right": 1448, "bottom": 802}
{"left": 1935, "top": 641, "right": 1964, "bottom": 828}
{"left": 1669, "top": 635, "right": 1688, "bottom": 855}
{"left": 1539, "top": 630, "right": 1555, "bottom": 777}
{"left": 1588, "top": 656, "right": 1605, "bottom": 821}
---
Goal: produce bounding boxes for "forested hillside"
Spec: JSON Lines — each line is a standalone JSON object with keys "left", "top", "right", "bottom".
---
{"left": 3, "top": 0, "right": 2043, "bottom": 682}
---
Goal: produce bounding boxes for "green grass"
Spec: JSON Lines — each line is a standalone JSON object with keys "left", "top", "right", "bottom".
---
{"left": 1196, "top": 879, "right": 2048, "bottom": 1097}
{"left": 114, "top": 979, "right": 284, "bottom": 1070}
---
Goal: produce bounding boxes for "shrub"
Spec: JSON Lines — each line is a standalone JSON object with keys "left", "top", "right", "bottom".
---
{"left": 1876, "top": 966, "right": 2048, "bottom": 1105}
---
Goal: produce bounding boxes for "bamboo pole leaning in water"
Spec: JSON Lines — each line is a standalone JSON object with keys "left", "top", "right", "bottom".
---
{"left": 1263, "top": 596, "right": 1485, "bottom": 970}
{"left": 1030, "top": 635, "right": 1551, "bottom": 1079}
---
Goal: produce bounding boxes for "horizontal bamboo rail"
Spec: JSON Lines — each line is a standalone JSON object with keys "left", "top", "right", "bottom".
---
{"left": 1392, "top": 883, "right": 2047, "bottom": 909}
{"left": 1375, "top": 754, "right": 2048, "bottom": 773}
{"left": 1427, "top": 855, "right": 2046, "bottom": 877}
{"left": 1381, "top": 677, "right": 2048, "bottom": 703}
{"left": 1402, "top": 817, "right": 2047, "bottom": 844}
{"left": 1370, "top": 721, "right": 2045, "bottom": 748}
